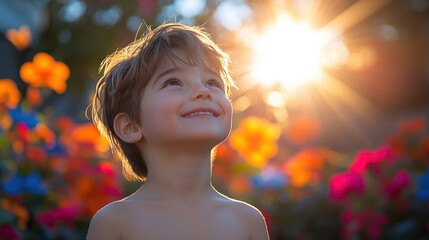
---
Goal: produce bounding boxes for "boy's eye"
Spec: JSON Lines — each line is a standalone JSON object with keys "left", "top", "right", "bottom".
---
{"left": 205, "top": 79, "right": 224, "bottom": 90}
{"left": 161, "top": 78, "right": 182, "bottom": 88}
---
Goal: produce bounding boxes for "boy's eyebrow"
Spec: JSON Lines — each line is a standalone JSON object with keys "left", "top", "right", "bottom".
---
{"left": 152, "top": 65, "right": 221, "bottom": 85}
{"left": 152, "top": 67, "right": 179, "bottom": 85}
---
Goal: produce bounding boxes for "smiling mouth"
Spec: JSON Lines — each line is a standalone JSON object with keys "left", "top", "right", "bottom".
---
{"left": 182, "top": 109, "right": 219, "bottom": 118}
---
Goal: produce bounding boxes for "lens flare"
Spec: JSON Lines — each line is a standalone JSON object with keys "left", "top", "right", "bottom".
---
{"left": 252, "top": 14, "right": 346, "bottom": 89}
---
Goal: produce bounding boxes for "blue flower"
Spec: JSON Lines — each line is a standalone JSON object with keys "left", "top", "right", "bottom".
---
{"left": 46, "top": 141, "right": 66, "bottom": 155}
{"left": 251, "top": 166, "right": 288, "bottom": 190}
{"left": 24, "top": 172, "right": 47, "bottom": 195}
{"left": 2, "top": 173, "right": 23, "bottom": 195}
{"left": 415, "top": 170, "right": 429, "bottom": 201}
{"left": 8, "top": 108, "right": 39, "bottom": 129}
{"left": 2, "top": 172, "right": 46, "bottom": 196}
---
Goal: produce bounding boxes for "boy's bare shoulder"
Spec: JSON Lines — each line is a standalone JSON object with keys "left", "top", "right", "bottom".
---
{"left": 86, "top": 200, "right": 131, "bottom": 240}
{"left": 215, "top": 195, "right": 269, "bottom": 240}
{"left": 219, "top": 195, "right": 264, "bottom": 220}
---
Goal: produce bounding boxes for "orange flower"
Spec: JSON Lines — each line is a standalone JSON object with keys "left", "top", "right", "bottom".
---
{"left": 75, "top": 123, "right": 109, "bottom": 152}
{"left": 229, "top": 116, "right": 281, "bottom": 167}
{"left": 0, "top": 79, "right": 21, "bottom": 110}
{"left": 214, "top": 142, "right": 236, "bottom": 163}
{"left": 398, "top": 117, "right": 425, "bottom": 135}
{"left": 1, "top": 199, "right": 29, "bottom": 229}
{"left": 283, "top": 148, "right": 328, "bottom": 187}
{"left": 0, "top": 112, "right": 12, "bottom": 130}
{"left": 61, "top": 123, "right": 110, "bottom": 157}
{"left": 35, "top": 123, "right": 56, "bottom": 148}
{"left": 26, "top": 87, "right": 42, "bottom": 107}
{"left": 6, "top": 25, "right": 32, "bottom": 51}
{"left": 285, "top": 115, "right": 320, "bottom": 145}
{"left": 20, "top": 52, "right": 70, "bottom": 94}
{"left": 229, "top": 176, "right": 252, "bottom": 195}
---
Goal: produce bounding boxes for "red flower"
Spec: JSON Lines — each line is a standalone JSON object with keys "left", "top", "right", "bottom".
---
{"left": 398, "top": 117, "right": 425, "bottom": 135}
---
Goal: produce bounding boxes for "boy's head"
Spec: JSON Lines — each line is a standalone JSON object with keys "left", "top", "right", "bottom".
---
{"left": 92, "top": 22, "right": 235, "bottom": 181}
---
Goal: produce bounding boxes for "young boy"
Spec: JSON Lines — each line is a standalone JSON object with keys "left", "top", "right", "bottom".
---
{"left": 87, "top": 22, "right": 269, "bottom": 240}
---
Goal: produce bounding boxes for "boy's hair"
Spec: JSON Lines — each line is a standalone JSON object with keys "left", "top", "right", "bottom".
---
{"left": 91, "top": 22, "right": 235, "bottom": 181}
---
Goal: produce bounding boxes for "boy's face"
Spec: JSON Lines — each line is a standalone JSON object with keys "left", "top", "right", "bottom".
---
{"left": 138, "top": 49, "right": 232, "bottom": 148}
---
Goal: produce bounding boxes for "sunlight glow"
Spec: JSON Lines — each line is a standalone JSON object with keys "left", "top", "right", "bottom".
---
{"left": 252, "top": 14, "right": 344, "bottom": 89}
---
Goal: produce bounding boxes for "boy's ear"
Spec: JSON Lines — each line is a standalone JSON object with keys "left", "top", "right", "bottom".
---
{"left": 113, "top": 113, "right": 143, "bottom": 143}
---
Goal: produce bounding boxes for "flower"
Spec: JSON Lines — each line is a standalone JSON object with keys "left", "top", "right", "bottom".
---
{"left": 6, "top": 25, "right": 32, "bottom": 51}
{"left": 0, "top": 111, "right": 12, "bottom": 131}
{"left": 229, "top": 176, "right": 252, "bottom": 196}
{"left": 341, "top": 210, "right": 387, "bottom": 240}
{"left": 383, "top": 169, "right": 410, "bottom": 199}
{"left": 2, "top": 172, "right": 47, "bottom": 196}
{"left": 251, "top": 165, "right": 287, "bottom": 189}
{"left": 285, "top": 115, "right": 320, "bottom": 145}
{"left": 25, "top": 146, "right": 47, "bottom": 164}
{"left": 8, "top": 108, "right": 39, "bottom": 129}
{"left": 349, "top": 146, "right": 394, "bottom": 175}
{"left": 0, "top": 224, "right": 19, "bottom": 240}
{"left": 398, "top": 117, "right": 425, "bottom": 135}
{"left": 329, "top": 171, "right": 365, "bottom": 201}
{"left": 416, "top": 170, "right": 429, "bottom": 201}
{"left": 0, "top": 79, "right": 21, "bottom": 110}
{"left": 1, "top": 200, "right": 29, "bottom": 229}
{"left": 229, "top": 116, "right": 281, "bottom": 167}
{"left": 283, "top": 148, "right": 327, "bottom": 187}
{"left": 34, "top": 123, "right": 56, "bottom": 148}
{"left": 20, "top": 52, "right": 70, "bottom": 94}
{"left": 36, "top": 205, "right": 80, "bottom": 229}
{"left": 26, "top": 87, "right": 42, "bottom": 107}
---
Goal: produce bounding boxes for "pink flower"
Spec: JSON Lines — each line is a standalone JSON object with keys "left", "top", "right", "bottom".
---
{"left": 350, "top": 147, "right": 394, "bottom": 174}
{"left": 329, "top": 172, "right": 365, "bottom": 201}
{"left": 0, "top": 224, "right": 19, "bottom": 240}
{"left": 367, "top": 213, "right": 387, "bottom": 240}
{"left": 340, "top": 210, "right": 387, "bottom": 240}
{"left": 36, "top": 205, "right": 80, "bottom": 229}
{"left": 383, "top": 169, "right": 410, "bottom": 198}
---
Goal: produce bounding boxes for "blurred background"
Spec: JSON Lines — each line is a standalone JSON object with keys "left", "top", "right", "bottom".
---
{"left": 0, "top": 0, "right": 429, "bottom": 239}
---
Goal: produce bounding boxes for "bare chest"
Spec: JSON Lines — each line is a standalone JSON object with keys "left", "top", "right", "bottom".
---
{"left": 120, "top": 204, "right": 249, "bottom": 240}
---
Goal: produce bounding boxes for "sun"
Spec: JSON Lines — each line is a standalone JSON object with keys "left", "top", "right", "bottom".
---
{"left": 251, "top": 14, "right": 346, "bottom": 89}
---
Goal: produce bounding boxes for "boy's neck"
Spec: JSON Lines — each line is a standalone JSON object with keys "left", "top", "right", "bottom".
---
{"left": 138, "top": 145, "right": 217, "bottom": 203}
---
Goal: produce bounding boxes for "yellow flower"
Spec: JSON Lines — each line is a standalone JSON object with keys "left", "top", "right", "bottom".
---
{"left": 0, "top": 79, "right": 21, "bottom": 110}
{"left": 20, "top": 52, "right": 70, "bottom": 94}
{"left": 6, "top": 25, "right": 32, "bottom": 51}
{"left": 229, "top": 116, "right": 281, "bottom": 167}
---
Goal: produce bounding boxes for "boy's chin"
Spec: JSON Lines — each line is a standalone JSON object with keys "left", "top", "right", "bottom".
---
{"left": 167, "top": 134, "right": 229, "bottom": 149}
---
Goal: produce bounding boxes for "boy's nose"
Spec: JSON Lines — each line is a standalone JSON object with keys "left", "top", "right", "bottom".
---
{"left": 191, "top": 84, "right": 212, "bottom": 100}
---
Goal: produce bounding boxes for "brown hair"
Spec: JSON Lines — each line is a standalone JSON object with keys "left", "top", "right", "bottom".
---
{"left": 91, "top": 22, "right": 235, "bottom": 181}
